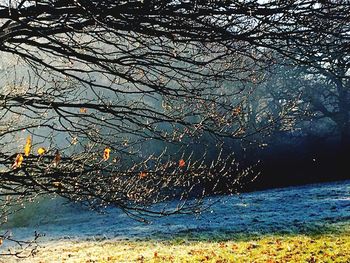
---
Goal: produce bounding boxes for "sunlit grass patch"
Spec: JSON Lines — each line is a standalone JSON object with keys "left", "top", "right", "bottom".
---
{"left": 17, "top": 228, "right": 350, "bottom": 263}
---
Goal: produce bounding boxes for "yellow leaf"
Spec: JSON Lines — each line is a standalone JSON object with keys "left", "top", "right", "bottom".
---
{"left": 12, "top": 153, "right": 24, "bottom": 169}
{"left": 103, "top": 147, "right": 111, "bottom": 161}
{"left": 37, "top": 147, "right": 46, "bottom": 155}
{"left": 80, "top": 108, "right": 87, "bottom": 113}
{"left": 24, "top": 136, "right": 32, "bottom": 156}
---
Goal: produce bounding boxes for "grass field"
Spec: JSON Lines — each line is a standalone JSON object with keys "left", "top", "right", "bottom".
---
{"left": 3, "top": 181, "right": 349, "bottom": 262}
{"left": 16, "top": 227, "right": 350, "bottom": 263}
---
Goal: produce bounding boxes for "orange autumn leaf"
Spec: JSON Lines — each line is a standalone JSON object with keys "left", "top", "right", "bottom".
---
{"left": 179, "top": 159, "right": 186, "bottom": 168}
{"left": 12, "top": 153, "right": 24, "bottom": 169}
{"left": 24, "top": 136, "right": 32, "bottom": 156}
{"left": 37, "top": 147, "right": 46, "bottom": 155}
{"left": 103, "top": 147, "right": 111, "bottom": 161}
{"left": 139, "top": 171, "right": 147, "bottom": 179}
{"left": 53, "top": 150, "right": 61, "bottom": 167}
{"left": 80, "top": 108, "right": 87, "bottom": 113}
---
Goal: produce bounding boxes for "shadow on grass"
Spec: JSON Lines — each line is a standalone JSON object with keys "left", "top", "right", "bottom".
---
{"left": 137, "top": 220, "right": 350, "bottom": 244}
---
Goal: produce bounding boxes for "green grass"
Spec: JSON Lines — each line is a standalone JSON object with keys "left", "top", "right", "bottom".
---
{"left": 20, "top": 225, "right": 350, "bottom": 263}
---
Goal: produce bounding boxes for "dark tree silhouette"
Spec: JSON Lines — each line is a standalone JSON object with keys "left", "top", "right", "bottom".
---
{"left": 0, "top": 0, "right": 349, "bottom": 256}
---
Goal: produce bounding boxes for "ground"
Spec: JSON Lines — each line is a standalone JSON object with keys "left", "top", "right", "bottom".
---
{"left": 1, "top": 180, "right": 350, "bottom": 262}
{"left": 15, "top": 229, "right": 349, "bottom": 262}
